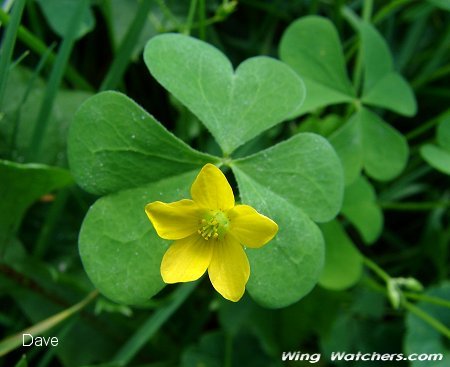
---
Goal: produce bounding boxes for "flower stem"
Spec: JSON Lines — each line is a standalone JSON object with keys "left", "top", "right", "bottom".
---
{"left": 198, "top": 0, "right": 206, "bottom": 40}
{"left": 403, "top": 300, "right": 450, "bottom": 339}
{"left": 403, "top": 292, "right": 450, "bottom": 309}
{"left": 184, "top": 0, "right": 199, "bottom": 35}
{"left": 362, "top": 256, "right": 450, "bottom": 339}
{"left": 362, "top": 256, "right": 390, "bottom": 282}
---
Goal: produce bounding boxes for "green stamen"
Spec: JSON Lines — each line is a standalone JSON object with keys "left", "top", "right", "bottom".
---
{"left": 198, "top": 210, "right": 229, "bottom": 240}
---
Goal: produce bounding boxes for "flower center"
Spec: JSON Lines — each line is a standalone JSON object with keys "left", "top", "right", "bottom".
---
{"left": 198, "top": 210, "right": 229, "bottom": 241}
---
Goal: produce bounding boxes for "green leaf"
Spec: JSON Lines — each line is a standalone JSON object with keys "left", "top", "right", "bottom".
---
{"left": 68, "top": 91, "right": 217, "bottom": 195}
{"left": 404, "top": 282, "right": 450, "bottom": 367}
{"left": 330, "top": 108, "right": 409, "bottom": 183}
{"left": 319, "top": 220, "right": 362, "bottom": 290}
{"left": 320, "top": 286, "right": 401, "bottom": 362}
{"left": 217, "top": 296, "right": 254, "bottom": 337}
{"left": 427, "top": 0, "right": 450, "bottom": 11}
{"left": 279, "top": 16, "right": 355, "bottom": 116}
{"left": 0, "top": 0, "right": 26, "bottom": 108}
{"left": 0, "top": 160, "right": 73, "bottom": 251}
{"left": 420, "top": 144, "right": 450, "bottom": 175}
{"left": 360, "top": 23, "right": 393, "bottom": 93}
{"left": 359, "top": 21, "right": 416, "bottom": 116}
{"left": 231, "top": 133, "right": 344, "bottom": 307}
{"left": 328, "top": 118, "right": 363, "bottom": 185}
{"left": 362, "top": 72, "right": 417, "bottom": 117}
{"left": 280, "top": 288, "right": 344, "bottom": 348}
{"left": 341, "top": 176, "right": 383, "bottom": 244}
{"left": 235, "top": 176, "right": 324, "bottom": 309}
{"left": 420, "top": 116, "right": 450, "bottom": 175}
{"left": 437, "top": 115, "right": 450, "bottom": 148}
{"left": 233, "top": 133, "right": 344, "bottom": 223}
{"left": 181, "top": 331, "right": 274, "bottom": 367}
{"left": 35, "top": 0, "right": 94, "bottom": 40}
{"left": 144, "top": 34, "right": 305, "bottom": 154}
{"left": 182, "top": 332, "right": 223, "bottom": 367}
{"left": 79, "top": 171, "right": 198, "bottom": 305}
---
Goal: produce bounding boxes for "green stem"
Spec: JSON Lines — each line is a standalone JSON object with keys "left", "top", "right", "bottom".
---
{"left": 156, "top": 0, "right": 180, "bottom": 31}
{"left": 377, "top": 165, "right": 432, "bottom": 202}
{"left": 0, "top": 0, "right": 26, "bottom": 109}
{"left": 0, "top": 8, "right": 94, "bottom": 91}
{"left": 413, "top": 63, "right": 450, "bottom": 89}
{"left": 26, "top": 0, "right": 87, "bottom": 162}
{"left": 363, "top": 257, "right": 450, "bottom": 339}
{"left": 379, "top": 201, "right": 450, "bottom": 211}
{"left": 403, "top": 300, "right": 450, "bottom": 339}
{"left": 372, "top": 0, "right": 413, "bottom": 24}
{"left": 413, "top": 22, "right": 450, "bottom": 88}
{"left": 100, "top": 0, "right": 153, "bottom": 91}
{"left": 364, "top": 276, "right": 450, "bottom": 310}
{"left": 26, "top": 0, "right": 44, "bottom": 41}
{"left": 189, "top": 14, "right": 228, "bottom": 30}
{"left": 362, "top": 257, "right": 390, "bottom": 282}
{"left": 156, "top": 12, "right": 230, "bottom": 34}
{"left": 343, "top": 1, "right": 372, "bottom": 95}
{"left": 112, "top": 282, "right": 197, "bottom": 365}
{"left": 362, "top": 0, "right": 373, "bottom": 22}
{"left": 36, "top": 318, "right": 76, "bottom": 367}
{"left": 9, "top": 49, "right": 29, "bottom": 69}
{"left": 183, "top": 0, "right": 198, "bottom": 35}
{"left": 403, "top": 292, "right": 450, "bottom": 309}
{"left": 9, "top": 43, "right": 56, "bottom": 157}
{"left": 342, "top": 7, "right": 363, "bottom": 94}
{"left": 396, "top": 13, "right": 428, "bottom": 72}
{"left": 406, "top": 109, "right": 450, "bottom": 140}
{"left": 198, "top": 0, "right": 206, "bottom": 40}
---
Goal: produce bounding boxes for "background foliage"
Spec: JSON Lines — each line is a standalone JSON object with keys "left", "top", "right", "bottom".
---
{"left": 0, "top": 0, "right": 449, "bottom": 366}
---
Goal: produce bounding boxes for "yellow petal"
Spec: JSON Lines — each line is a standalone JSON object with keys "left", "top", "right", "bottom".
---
{"left": 191, "top": 163, "right": 234, "bottom": 210}
{"left": 208, "top": 236, "right": 250, "bottom": 302}
{"left": 228, "top": 205, "right": 278, "bottom": 248}
{"left": 145, "top": 199, "right": 201, "bottom": 240}
{"left": 161, "top": 234, "right": 213, "bottom": 283}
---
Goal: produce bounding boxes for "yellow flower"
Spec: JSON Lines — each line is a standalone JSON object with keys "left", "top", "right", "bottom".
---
{"left": 145, "top": 163, "right": 278, "bottom": 302}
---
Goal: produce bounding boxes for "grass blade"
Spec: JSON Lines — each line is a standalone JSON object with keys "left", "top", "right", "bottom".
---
{"left": 25, "top": 0, "right": 88, "bottom": 162}
{"left": 0, "top": 0, "right": 26, "bottom": 108}
{"left": 100, "top": 0, "right": 153, "bottom": 91}
{"left": 0, "top": 291, "right": 98, "bottom": 357}
{"left": 112, "top": 283, "right": 196, "bottom": 365}
{"left": 0, "top": 8, "right": 94, "bottom": 91}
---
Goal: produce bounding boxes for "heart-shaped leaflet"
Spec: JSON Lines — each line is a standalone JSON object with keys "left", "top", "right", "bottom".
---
{"left": 144, "top": 34, "right": 305, "bottom": 155}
